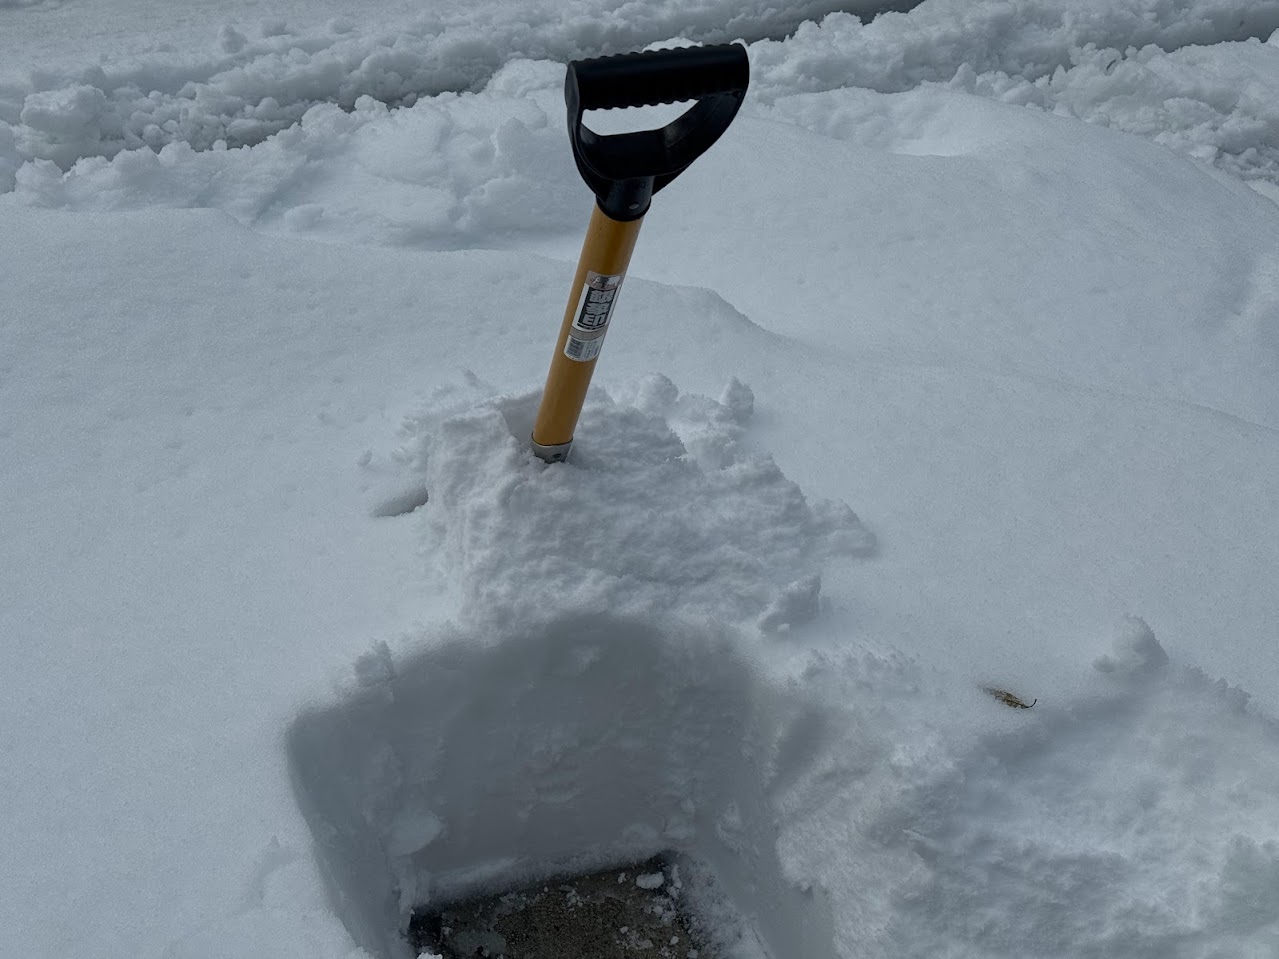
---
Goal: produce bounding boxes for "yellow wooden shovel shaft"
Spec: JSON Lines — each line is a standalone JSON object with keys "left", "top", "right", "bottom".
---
{"left": 532, "top": 205, "right": 645, "bottom": 461}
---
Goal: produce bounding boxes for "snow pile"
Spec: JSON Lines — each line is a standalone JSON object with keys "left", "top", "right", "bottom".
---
{"left": 947, "top": 36, "right": 1279, "bottom": 189}
{"left": 748, "top": 0, "right": 1279, "bottom": 98}
{"left": 753, "top": 620, "right": 1279, "bottom": 959}
{"left": 290, "top": 383, "right": 870, "bottom": 958}
{"left": 397, "top": 381, "right": 871, "bottom": 629}
{"left": 749, "top": 5, "right": 1279, "bottom": 189}
{"left": 0, "top": 0, "right": 892, "bottom": 167}
{"left": 11, "top": 61, "right": 579, "bottom": 245}
{"left": 6, "top": 0, "right": 1279, "bottom": 194}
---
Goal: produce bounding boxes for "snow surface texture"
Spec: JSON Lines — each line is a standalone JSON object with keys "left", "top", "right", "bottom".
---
{"left": 784, "top": 618, "right": 1279, "bottom": 959}
{"left": 6, "top": 1, "right": 1279, "bottom": 958}
{"left": 407, "top": 383, "right": 872, "bottom": 628}
{"left": 291, "top": 387, "right": 866, "bottom": 957}
{"left": 0, "top": 0, "right": 906, "bottom": 173}
{"left": 5, "top": 0, "right": 1279, "bottom": 195}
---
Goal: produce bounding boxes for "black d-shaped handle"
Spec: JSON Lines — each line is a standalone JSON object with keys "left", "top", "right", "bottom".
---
{"left": 566, "top": 44, "right": 749, "bottom": 221}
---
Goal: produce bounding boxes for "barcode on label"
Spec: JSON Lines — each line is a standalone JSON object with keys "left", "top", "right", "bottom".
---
{"left": 564, "top": 333, "right": 604, "bottom": 362}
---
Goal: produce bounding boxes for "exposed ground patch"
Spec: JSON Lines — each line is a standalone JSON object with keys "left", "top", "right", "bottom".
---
{"left": 409, "top": 854, "right": 711, "bottom": 959}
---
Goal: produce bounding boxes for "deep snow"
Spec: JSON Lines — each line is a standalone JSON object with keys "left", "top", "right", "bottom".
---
{"left": 4, "top": 1, "right": 1279, "bottom": 958}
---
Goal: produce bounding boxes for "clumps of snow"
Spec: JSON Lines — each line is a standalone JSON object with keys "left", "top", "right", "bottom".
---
{"left": 749, "top": 0, "right": 1279, "bottom": 102}
{"left": 16, "top": 83, "right": 110, "bottom": 168}
{"left": 218, "top": 25, "right": 248, "bottom": 55}
{"left": 1093, "top": 614, "right": 1169, "bottom": 677}
{"left": 611, "top": 375, "right": 766, "bottom": 473}
{"left": 0, "top": 0, "right": 888, "bottom": 171}
{"left": 396, "top": 379, "right": 872, "bottom": 630}
{"left": 843, "top": 657, "right": 1279, "bottom": 959}
{"left": 6, "top": 0, "right": 1279, "bottom": 206}
{"left": 945, "top": 38, "right": 1279, "bottom": 190}
{"left": 742, "top": 634, "right": 1279, "bottom": 959}
{"left": 758, "top": 574, "right": 823, "bottom": 634}
{"left": 259, "top": 18, "right": 290, "bottom": 40}
{"left": 636, "top": 870, "right": 666, "bottom": 890}
{"left": 14, "top": 2, "right": 1279, "bottom": 241}
{"left": 9, "top": 61, "right": 581, "bottom": 246}
{"left": 746, "top": 2, "right": 1279, "bottom": 190}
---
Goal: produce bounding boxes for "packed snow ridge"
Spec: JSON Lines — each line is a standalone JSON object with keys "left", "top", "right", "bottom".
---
{"left": 4, "top": 0, "right": 1279, "bottom": 192}
{"left": 0, "top": 0, "right": 900, "bottom": 166}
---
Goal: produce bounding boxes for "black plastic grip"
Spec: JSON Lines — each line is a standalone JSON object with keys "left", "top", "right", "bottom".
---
{"left": 565, "top": 44, "right": 749, "bottom": 221}
{"left": 571, "top": 45, "right": 750, "bottom": 111}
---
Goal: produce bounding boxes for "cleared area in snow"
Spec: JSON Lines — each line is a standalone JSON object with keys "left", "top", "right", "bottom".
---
{"left": 290, "top": 613, "right": 835, "bottom": 959}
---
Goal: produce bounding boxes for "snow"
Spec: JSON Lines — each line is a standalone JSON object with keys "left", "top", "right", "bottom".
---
{"left": 636, "top": 872, "right": 666, "bottom": 890}
{"left": 4, "top": 1, "right": 1279, "bottom": 958}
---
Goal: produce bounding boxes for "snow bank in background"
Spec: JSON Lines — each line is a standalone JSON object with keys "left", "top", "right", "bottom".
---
{"left": 748, "top": 6, "right": 1279, "bottom": 189}
{"left": 5, "top": 0, "right": 1279, "bottom": 190}
{"left": 7, "top": 5, "right": 1279, "bottom": 241}
{"left": 0, "top": 0, "right": 895, "bottom": 167}
{"left": 11, "top": 61, "right": 578, "bottom": 245}
{"left": 748, "top": 0, "right": 1279, "bottom": 98}
{"left": 14, "top": 46, "right": 1279, "bottom": 433}
{"left": 948, "top": 34, "right": 1279, "bottom": 189}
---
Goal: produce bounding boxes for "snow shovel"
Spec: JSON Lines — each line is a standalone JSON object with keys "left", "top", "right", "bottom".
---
{"left": 531, "top": 44, "right": 750, "bottom": 462}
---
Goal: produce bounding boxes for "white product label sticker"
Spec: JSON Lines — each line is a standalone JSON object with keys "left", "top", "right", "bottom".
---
{"left": 572, "top": 271, "right": 625, "bottom": 335}
{"left": 564, "top": 332, "right": 605, "bottom": 362}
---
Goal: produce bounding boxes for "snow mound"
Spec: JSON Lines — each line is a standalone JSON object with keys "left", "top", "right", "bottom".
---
{"left": 749, "top": 0, "right": 1279, "bottom": 101}
{"left": 0, "top": 0, "right": 889, "bottom": 169}
{"left": 746, "top": 3, "right": 1279, "bottom": 189}
{"left": 9, "top": 62, "right": 580, "bottom": 246}
{"left": 6, "top": 0, "right": 1279, "bottom": 195}
{"left": 947, "top": 37, "right": 1279, "bottom": 190}
{"left": 863, "top": 660, "right": 1279, "bottom": 958}
{"left": 396, "top": 379, "right": 873, "bottom": 630}
{"left": 755, "top": 626, "right": 1279, "bottom": 959}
